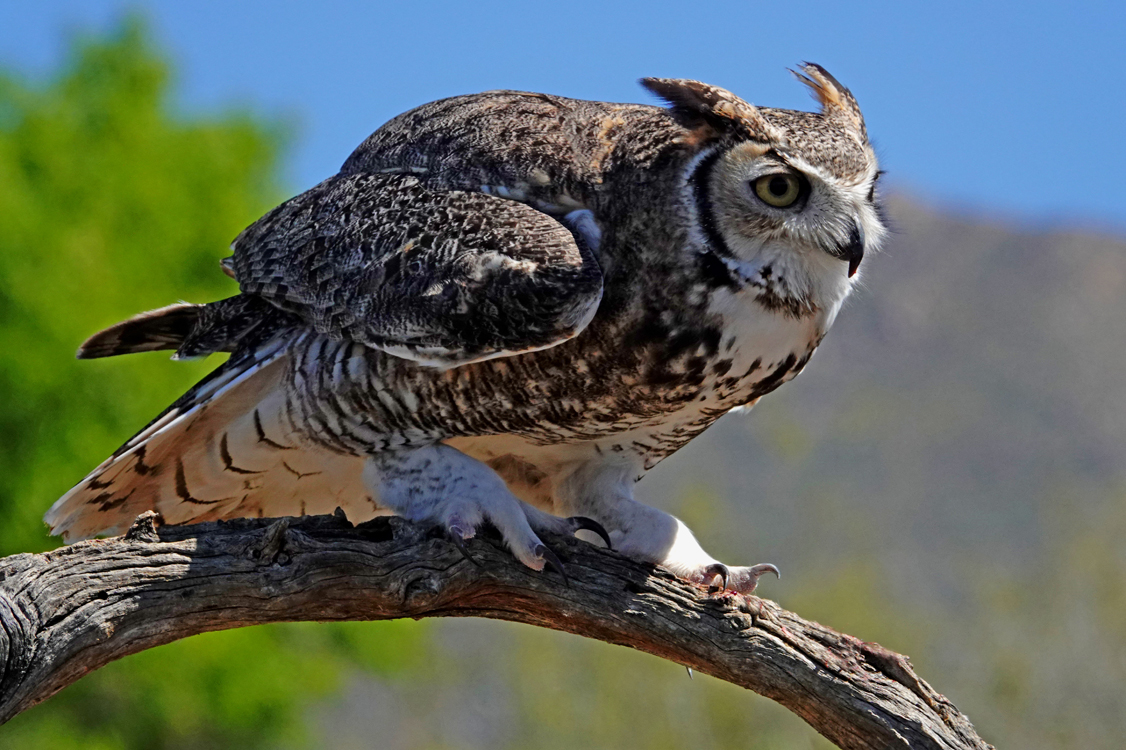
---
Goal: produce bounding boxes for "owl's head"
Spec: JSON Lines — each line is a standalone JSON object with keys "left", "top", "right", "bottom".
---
{"left": 644, "top": 64, "right": 885, "bottom": 314}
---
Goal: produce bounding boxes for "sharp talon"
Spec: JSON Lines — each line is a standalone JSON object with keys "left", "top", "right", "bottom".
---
{"left": 751, "top": 563, "right": 781, "bottom": 581}
{"left": 736, "top": 563, "right": 781, "bottom": 595}
{"left": 535, "top": 543, "right": 569, "bottom": 586}
{"left": 570, "top": 516, "right": 613, "bottom": 550}
{"left": 448, "top": 527, "right": 482, "bottom": 568}
{"left": 705, "top": 563, "right": 729, "bottom": 593}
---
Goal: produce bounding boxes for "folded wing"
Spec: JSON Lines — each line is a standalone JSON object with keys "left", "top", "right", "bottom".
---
{"left": 230, "top": 172, "right": 604, "bottom": 368}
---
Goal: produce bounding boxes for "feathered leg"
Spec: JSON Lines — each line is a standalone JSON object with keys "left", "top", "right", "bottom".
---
{"left": 364, "top": 444, "right": 610, "bottom": 576}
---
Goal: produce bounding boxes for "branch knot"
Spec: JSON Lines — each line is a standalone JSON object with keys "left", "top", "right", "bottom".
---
{"left": 250, "top": 518, "right": 291, "bottom": 565}
{"left": 123, "top": 511, "right": 163, "bottom": 543}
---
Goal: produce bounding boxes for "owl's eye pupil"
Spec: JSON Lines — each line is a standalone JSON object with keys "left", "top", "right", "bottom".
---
{"left": 752, "top": 173, "right": 803, "bottom": 208}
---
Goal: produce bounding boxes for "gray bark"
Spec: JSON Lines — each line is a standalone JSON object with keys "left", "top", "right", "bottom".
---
{"left": 0, "top": 512, "right": 992, "bottom": 749}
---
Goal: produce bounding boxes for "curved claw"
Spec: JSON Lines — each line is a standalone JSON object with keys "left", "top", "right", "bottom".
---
{"left": 736, "top": 563, "right": 781, "bottom": 595}
{"left": 448, "top": 527, "right": 483, "bottom": 568}
{"left": 570, "top": 516, "right": 613, "bottom": 550}
{"left": 535, "top": 543, "right": 570, "bottom": 587}
{"left": 751, "top": 563, "right": 781, "bottom": 581}
{"left": 704, "top": 562, "right": 729, "bottom": 593}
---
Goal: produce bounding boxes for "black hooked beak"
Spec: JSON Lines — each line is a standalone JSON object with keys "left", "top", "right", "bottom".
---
{"left": 831, "top": 223, "right": 865, "bottom": 278}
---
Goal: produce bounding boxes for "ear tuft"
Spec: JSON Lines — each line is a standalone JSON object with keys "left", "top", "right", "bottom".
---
{"left": 641, "top": 78, "right": 731, "bottom": 117}
{"left": 640, "top": 78, "right": 783, "bottom": 143}
{"left": 791, "top": 63, "right": 867, "bottom": 140}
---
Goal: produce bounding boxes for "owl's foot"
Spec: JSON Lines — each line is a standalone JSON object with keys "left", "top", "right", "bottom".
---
{"left": 560, "top": 477, "right": 780, "bottom": 595}
{"left": 699, "top": 562, "right": 780, "bottom": 594}
{"left": 366, "top": 444, "right": 609, "bottom": 578}
{"left": 643, "top": 539, "right": 780, "bottom": 596}
{"left": 446, "top": 509, "right": 611, "bottom": 583}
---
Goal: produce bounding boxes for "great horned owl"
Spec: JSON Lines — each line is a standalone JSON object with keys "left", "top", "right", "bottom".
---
{"left": 46, "top": 64, "right": 885, "bottom": 593}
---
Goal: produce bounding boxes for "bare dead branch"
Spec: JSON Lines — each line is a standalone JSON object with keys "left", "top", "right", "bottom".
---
{"left": 0, "top": 512, "right": 992, "bottom": 749}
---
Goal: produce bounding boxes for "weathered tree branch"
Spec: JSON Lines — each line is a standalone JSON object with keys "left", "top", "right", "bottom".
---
{"left": 0, "top": 512, "right": 991, "bottom": 749}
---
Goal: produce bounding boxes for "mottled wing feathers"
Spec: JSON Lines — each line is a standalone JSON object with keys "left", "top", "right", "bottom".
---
{"left": 174, "top": 295, "right": 281, "bottom": 360}
{"left": 230, "top": 173, "right": 604, "bottom": 367}
{"left": 338, "top": 90, "right": 674, "bottom": 207}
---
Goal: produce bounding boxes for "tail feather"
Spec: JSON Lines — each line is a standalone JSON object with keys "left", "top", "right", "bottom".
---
{"left": 77, "top": 304, "right": 201, "bottom": 359}
{"left": 46, "top": 332, "right": 381, "bottom": 542}
{"left": 77, "top": 295, "right": 279, "bottom": 361}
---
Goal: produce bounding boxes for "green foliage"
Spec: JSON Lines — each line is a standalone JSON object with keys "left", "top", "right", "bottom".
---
{"left": 0, "top": 622, "right": 423, "bottom": 750}
{"left": 0, "top": 17, "right": 278, "bottom": 556}
{"left": 0, "top": 19, "right": 425, "bottom": 749}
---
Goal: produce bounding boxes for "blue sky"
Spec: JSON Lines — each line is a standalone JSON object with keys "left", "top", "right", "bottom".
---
{"left": 3, "top": 1, "right": 1124, "bottom": 230}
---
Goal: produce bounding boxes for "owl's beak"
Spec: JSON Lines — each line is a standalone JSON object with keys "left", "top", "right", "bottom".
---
{"left": 830, "top": 223, "right": 865, "bottom": 277}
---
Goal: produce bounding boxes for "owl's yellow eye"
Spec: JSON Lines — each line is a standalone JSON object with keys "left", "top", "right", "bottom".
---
{"left": 753, "top": 173, "right": 802, "bottom": 208}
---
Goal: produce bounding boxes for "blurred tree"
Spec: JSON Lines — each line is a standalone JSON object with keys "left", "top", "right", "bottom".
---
{"left": 0, "top": 18, "right": 424, "bottom": 749}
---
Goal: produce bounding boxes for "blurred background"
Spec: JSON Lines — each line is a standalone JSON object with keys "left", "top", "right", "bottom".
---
{"left": 1, "top": 2, "right": 1124, "bottom": 748}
